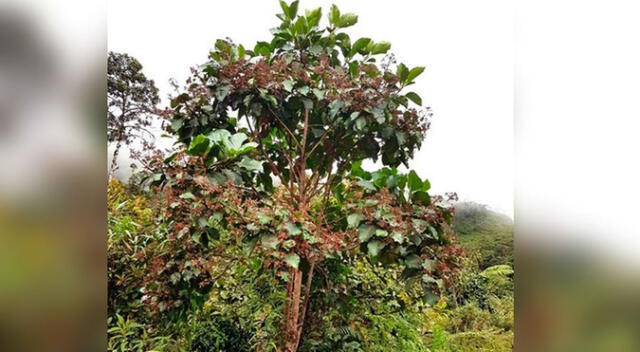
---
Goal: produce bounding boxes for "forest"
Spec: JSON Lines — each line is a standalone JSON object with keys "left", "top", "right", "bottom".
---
{"left": 107, "top": 2, "right": 514, "bottom": 351}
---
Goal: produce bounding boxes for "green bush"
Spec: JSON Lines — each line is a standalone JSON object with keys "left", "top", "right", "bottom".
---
{"left": 188, "top": 314, "right": 254, "bottom": 352}
{"left": 107, "top": 182, "right": 515, "bottom": 352}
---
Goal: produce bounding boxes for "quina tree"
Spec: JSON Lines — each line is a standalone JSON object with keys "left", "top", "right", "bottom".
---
{"left": 143, "top": 2, "right": 462, "bottom": 351}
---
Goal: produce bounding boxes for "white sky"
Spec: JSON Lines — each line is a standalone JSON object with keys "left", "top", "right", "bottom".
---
{"left": 108, "top": 0, "right": 514, "bottom": 217}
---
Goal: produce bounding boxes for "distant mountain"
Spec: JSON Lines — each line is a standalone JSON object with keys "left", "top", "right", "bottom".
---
{"left": 454, "top": 202, "right": 513, "bottom": 269}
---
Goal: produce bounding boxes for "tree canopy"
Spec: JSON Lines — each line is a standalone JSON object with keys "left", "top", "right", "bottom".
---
{"left": 107, "top": 51, "right": 160, "bottom": 174}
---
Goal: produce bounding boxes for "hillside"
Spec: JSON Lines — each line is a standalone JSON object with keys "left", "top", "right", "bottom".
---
{"left": 454, "top": 202, "right": 514, "bottom": 269}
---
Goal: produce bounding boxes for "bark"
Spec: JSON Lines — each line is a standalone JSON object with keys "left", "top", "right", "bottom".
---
{"left": 281, "top": 268, "right": 303, "bottom": 352}
{"left": 279, "top": 263, "right": 316, "bottom": 352}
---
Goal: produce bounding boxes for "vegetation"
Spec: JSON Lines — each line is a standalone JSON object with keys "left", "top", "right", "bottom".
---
{"left": 107, "top": 2, "right": 513, "bottom": 351}
{"left": 454, "top": 202, "right": 513, "bottom": 269}
{"left": 108, "top": 180, "right": 513, "bottom": 351}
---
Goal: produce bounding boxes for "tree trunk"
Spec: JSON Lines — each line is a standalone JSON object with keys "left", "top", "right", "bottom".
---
{"left": 281, "top": 268, "right": 303, "bottom": 352}
{"left": 109, "top": 141, "right": 122, "bottom": 178}
{"left": 280, "top": 263, "right": 315, "bottom": 352}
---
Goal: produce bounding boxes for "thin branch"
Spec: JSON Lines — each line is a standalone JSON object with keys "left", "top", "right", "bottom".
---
{"left": 266, "top": 105, "right": 301, "bottom": 149}
{"left": 244, "top": 114, "right": 295, "bottom": 198}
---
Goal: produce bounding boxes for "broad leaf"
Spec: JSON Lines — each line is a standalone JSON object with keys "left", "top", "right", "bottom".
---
{"left": 405, "top": 254, "right": 422, "bottom": 269}
{"left": 285, "top": 253, "right": 300, "bottom": 268}
{"left": 337, "top": 13, "right": 358, "bottom": 28}
{"left": 396, "top": 63, "right": 409, "bottom": 83}
{"left": 187, "top": 134, "right": 210, "bottom": 155}
{"left": 358, "top": 224, "right": 376, "bottom": 242}
{"left": 351, "top": 38, "right": 371, "bottom": 56}
{"left": 347, "top": 213, "right": 364, "bottom": 228}
{"left": 239, "top": 157, "right": 264, "bottom": 172}
{"left": 370, "top": 41, "right": 391, "bottom": 55}
{"left": 305, "top": 7, "right": 322, "bottom": 27}
{"left": 367, "top": 240, "right": 385, "bottom": 256}
{"left": 329, "top": 4, "right": 340, "bottom": 25}
{"left": 261, "top": 234, "right": 280, "bottom": 249}
{"left": 284, "top": 222, "right": 302, "bottom": 236}
{"left": 407, "top": 170, "right": 422, "bottom": 192}
{"left": 406, "top": 66, "right": 425, "bottom": 84}
{"left": 405, "top": 92, "right": 422, "bottom": 105}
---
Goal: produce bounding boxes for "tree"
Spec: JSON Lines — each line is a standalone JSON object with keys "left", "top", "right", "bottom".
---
{"left": 144, "top": 2, "right": 461, "bottom": 350}
{"left": 107, "top": 51, "right": 160, "bottom": 175}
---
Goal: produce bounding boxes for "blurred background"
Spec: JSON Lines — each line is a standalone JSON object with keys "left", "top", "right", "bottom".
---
{"left": 0, "top": 0, "right": 639, "bottom": 351}
{"left": 0, "top": 0, "right": 106, "bottom": 351}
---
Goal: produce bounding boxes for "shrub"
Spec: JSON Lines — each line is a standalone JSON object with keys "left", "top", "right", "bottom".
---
{"left": 188, "top": 314, "right": 254, "bottom": 352}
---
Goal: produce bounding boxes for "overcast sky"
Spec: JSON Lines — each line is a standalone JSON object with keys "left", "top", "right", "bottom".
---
{"left": 108, "top": 0, "right": 513, "bottom": 216}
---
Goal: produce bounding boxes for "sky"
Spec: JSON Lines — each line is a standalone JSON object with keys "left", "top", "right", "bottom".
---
{"left": 108, "top": 0, "right": 514, "bottom": 217}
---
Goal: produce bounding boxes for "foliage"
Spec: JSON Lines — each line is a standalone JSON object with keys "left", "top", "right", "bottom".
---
{"left": 144, "top": 2, "right": 463, "bottom": 350}
{"left": 188, "top": 314, "right": 254, "bottom": 352}
{"left": 107, "top": 181, "right": 514, "bottom": 351}
{"left": 108, "top": 179, "right": 155, "bottom": 319}
{"left": 107, "top": 314, "right": 181, "bottom": 352}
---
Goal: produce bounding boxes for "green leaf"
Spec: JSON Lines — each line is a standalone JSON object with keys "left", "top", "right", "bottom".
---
{"left": 285, "top": 253, "right": 300, "bottom": 268}
{"left": 351, "top": 38, "right": 371, "bottom": 56}
{"left": 405, "top": 254, "right": 422, "bottom": 269}
{"left": 298, "top": 85, "right": 310, "bottom": 95}
{"left": 170, "top": 118, "right": 183, "bottom": 132}
{"left": 329, "top": 4, "right": 340, "bottom": 25}
{"left": 209, "top": 212, "right": 224, "bottom": 223}
{"left": 396, "top": 63, "right": 409, "bottom": 83}
{"left": 237, "top": 44, "right": 245, "bottom": 59}
{"left": 293, "top": 16, "right": 308, "bottom": 35}
{"left": 284, "top": 222, "right": 302, "bottom": 236}
{"left": 261, "top": 234, "right": 279, "bottom": 249}
{"left": 406, "top": 66, "right": 425, "bottom": 84}
{"left": 208, "top": 129, "right": 231, "bottom": 144}
{"left": 239, "top": 157, "right": 264, "bottom": 172}
{"left": 282, "top": 239, "right": 296, "bottom": 250}
{"left": 216, "top": 85, "right": 230, "bottom": 101}
{"left": 423, "top": 290, "right": 439, "bottom": 306}
{"left": 254, "top": 41, "right": 272, "bottom": 56}
{"left": 312, "top": 88, "right": 325, "bottom": 100}
{"left": 226, "top": 133, "right": 249, "bottom": 151}
{"left": 370, "top": 41, "right": 391, "bottom": 55}
{"left": 405, "top": 92, "right": 422, "bottom": 105}
{"left": 375, "top": 229, "right": 389, "bottom": 237}
{"left": 288, "top": 1, "right": 299, "bottom": 19}
{"left": 411, "top": 190, "right": 431, "bottom": 204}
{"left": 337, "top": 13, "right": 358, "bottom": 28}
{"left": 257, "top": 213, "right": 272, "bottom": 225}
{"left": 279, "top": 1, "right": 289, "bottom": 18}
{"left": 179, "top": 192, "right": 196, "bottom": 200}
{"left": 357, "top": 179, "right": 377, "bottom": 192}
{"left": 355, "top": 116, "right": 367, "bottom": 131}
{"left": 358, "top": 224, "right": 376, "bottom": 242}
{"left": 367, "top": 240, "right": 385, "bottom": 256}
{"left": 347, "top": 213, "right": 364, "bottom": 228}
{"left": 391, "top": 231, "right": 404, "bottom": 243}
{"left": 407, "top": 170, "right": 422, "bottom": 192}
{"left": 164, "top": 152, "right": 178, "bottom": 163}
{"left": 280, "top": 1, "right": 298, "bottom": 19}
{"left": 187, "top": 134, "right": 210, "bottom": 155}
{"left": 283, "top": 79, "right": 295, "bottom": 92}
{"left": 305, "top": 7, "right": 322, "bottom": 27}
